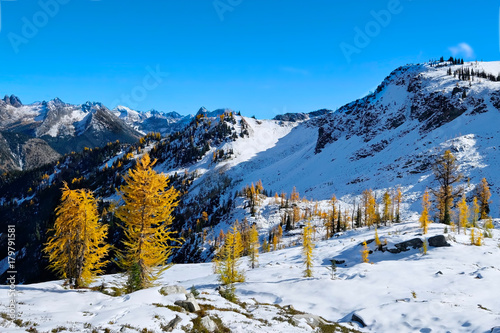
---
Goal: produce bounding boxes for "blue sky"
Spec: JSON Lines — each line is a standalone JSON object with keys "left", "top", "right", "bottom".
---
{"left": 0, "top": 0, "right": 498, "bottom": 118}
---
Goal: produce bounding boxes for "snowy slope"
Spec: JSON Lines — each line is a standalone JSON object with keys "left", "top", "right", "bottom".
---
{"left": 170, "top": 62, "right": 500, "bottom": 219}
{"left": 1, "top": 219, "right": 499, "bottom": 332}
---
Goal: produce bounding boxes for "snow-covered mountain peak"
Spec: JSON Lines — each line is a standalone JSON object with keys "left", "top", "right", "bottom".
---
{"left": 196, "top": 107, "right": 233, "bottom": 118}
{"left": 1, "top": 94, "right": 22, "bottom": 107}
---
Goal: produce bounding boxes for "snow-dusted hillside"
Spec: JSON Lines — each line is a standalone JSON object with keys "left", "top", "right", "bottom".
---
{"left": 1, "top": 219, "right": 499, "bottom": 332}
{"left": 160, "top": 62, "right": 500, "bottom": 221}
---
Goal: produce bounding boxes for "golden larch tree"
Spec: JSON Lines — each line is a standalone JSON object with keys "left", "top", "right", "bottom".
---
{"left": 44, "top": 183, "right": 110, "bottom": 288}
{"left": 361, "top": 241, "right": 370, "bottom": 263}
{"left": 115, "top": 154, "right": 181, "bottom": 291}
{"left": 432, "top": 150, "right": 462, "bottom": 224}
{"left": 278, "top": 224, "right": 283, "bottom": 240}
{"left": 213, "top": 224, "right": 245, "bottom": 285}
{"left": 420, "top": 189, "right": 431, "bottom": 234}
{"left": 471, "top": 197, "right": 480, "bottom": 227}
{"left": 367, "top": 191, "right": 377, "bottom": 228}
{"left": 374, "top": 228, "right": 381, "bottom": 247}
{"left": 456, "top": 193, "right": 469, "bottom": 234}
{"left": 291, "top": 186, "right": 300, "bottom": 202}
{"left": 302, "top": 222, "right": 314, "bottom": 277}
{"left": 476, "top": 178, "right": 491, "bottom": 220}
{"left": 470, "top": 228, "right": 483, "bottom": 246}
{"left": 248, "top": 224, "right": 259, "bottom": 269}
{"left": 272, "top": 234, "right": 278, "bottom": 251}
{"left": 382, "top": 191, "right": 392, "bottom": 225}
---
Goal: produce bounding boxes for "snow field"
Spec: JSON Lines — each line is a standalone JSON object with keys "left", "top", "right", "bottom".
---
{"left": 1, "top": 219, "right": 499, "bottom": 332}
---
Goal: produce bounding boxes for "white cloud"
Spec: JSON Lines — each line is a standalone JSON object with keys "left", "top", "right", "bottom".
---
{"left": 448, "top": 42, "right": 475, "bottom": 59}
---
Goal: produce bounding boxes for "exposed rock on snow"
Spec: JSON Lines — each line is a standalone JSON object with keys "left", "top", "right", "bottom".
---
{"left": 351, "top": 313, "right": 367, "bottom": 328}
{"left": 291, "top": 313, "right": 328, "bottom": 328}
{"left": 164, "top": 315, "right": 182, "bottom": 332}
{"left": 394, "top": 237, "right": 424, "bottom": 251}
{"left": 200, "top": 316, "right": 217, "bottom": 332}
{"left": 159, "top": 284, "right": 188, "bottom": 295}
{"left": 428, "top": 235, "right": 450, "bottom": 247}
{"left": 174, "top": 293, "right": 201, "bottom": 312}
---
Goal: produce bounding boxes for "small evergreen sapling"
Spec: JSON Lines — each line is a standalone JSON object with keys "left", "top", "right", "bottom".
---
{"left": 327, "top": 260, "right": 337, "bottom": 280}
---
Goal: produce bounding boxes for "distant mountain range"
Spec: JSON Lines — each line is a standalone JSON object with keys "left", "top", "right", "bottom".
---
{"left": 0, "top": 96, "right": 196, "bottom": 172}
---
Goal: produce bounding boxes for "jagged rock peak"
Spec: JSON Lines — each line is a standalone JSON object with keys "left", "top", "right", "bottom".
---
{"left": 197, "top": 106, "right": 209, "bottom": 115}
{"left": 47, "top": 97, "right": 66, "bottom": 107}
{"left": 2, "top": 94, "right": 22, "bottom": 107}
{"left": 196, "top": 107, "right": 233, "bottom": 117}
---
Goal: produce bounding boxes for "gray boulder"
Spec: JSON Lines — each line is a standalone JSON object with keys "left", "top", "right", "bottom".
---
{"left": 164, "top": 315, "right": 182, "bottom": 332}
{"left": 387, "top": 238, "right": 424, "bottom": 254}
{"left": 395, "top": 238, "right": 423, "bottom": 251}
{"left": 159, "top": 285, "right": 188, "bottom": 296}
{"left": 174, "top": 293, "right": 200, "bottom": 312}
{"left": 428, "top": 235, "right": 450, "bottom": 247}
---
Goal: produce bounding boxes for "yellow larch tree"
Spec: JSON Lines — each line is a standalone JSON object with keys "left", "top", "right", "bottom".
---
{"left": 44, "top": 183, "right": 110, "bottom": 288}
{"left": 476, "top": 178, "right": 491, "bottom": 220}
{"left": 420, "top": 189, "right": 431, "bottom": 234}
{"left": 213, "top": 224, "right": 245, "bottom": 285}
{"left": 291, "top": 186, "right": 300, "bottom": 202}
{"left": 471, "top": 197, "right": 480, "bottom": 227}
{"left": 367, "top": 191, "right": 377, "bottom": 228}
{"left": 272, "top": 234, "right": 278, "bottom": 251}
{"left": 382, "top": 191, "right": 392, "bottom": 225}
{"left": 432, "top": 150, "right": 462, "bottom": 224}
{"left": 248, "top": 224, "right": 259, "bottom": 269}
{"left": 456, "top": 193, "right": 469, "bottom": 234}
{"left": 374, "top": 228, "right": 381, "bottom": 247}
{"left": 115, "top": 154, "right": 181, "bottom": 291}
{"left": 255, "top": 179, "right": 264, "bottom": 194}
{"left": 302, "top": 222, "right": 314, "bottom": 277}
{"left": 361, "top": 241, "right": 370, "bottom": 263}
{"left": 470, "top": 228, "right": 483, "bottom": 246}
{"left": 362, "top": 189, "right": 376, "bottom": 228}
